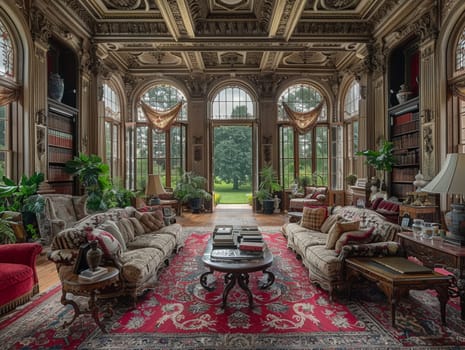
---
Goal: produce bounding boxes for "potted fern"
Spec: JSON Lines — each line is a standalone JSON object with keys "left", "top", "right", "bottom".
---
{"left": 173, "top": 172, "right": 212, "bottom": 213}
{"left": 255, "top": 164, "right": 281, "bottom": 214}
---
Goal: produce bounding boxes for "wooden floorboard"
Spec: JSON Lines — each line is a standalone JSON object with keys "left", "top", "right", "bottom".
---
{"left": 36, "top": 205, "right": 289, "bottom": 292}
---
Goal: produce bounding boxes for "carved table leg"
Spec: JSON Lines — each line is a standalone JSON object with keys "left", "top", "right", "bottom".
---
{"left": 222, "top": 273, "right": 237, "bottom": 308}
{"left": 435, "top": 285, "right": 449, "bottom": 325}
{"left": 237, "top": 273, "right": 253, "bottom": 307}
{"left": 258, "top": 269, "right": 275, "bottom": 289}
{"left": 200, "top": 270, "right": 216, "bottom": 292}
{"left": 88, "top": 290, "right": 108, "bottom": 333}
{"left": 61, "top": 289, "right": 80, "bottom": 330}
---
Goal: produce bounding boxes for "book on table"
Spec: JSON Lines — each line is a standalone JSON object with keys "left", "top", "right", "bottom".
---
{"left": 210, "top": 248, "right": 263, "bottom": 261}
{"left": 79, "top": 266, "right": 109, "bottom": 281}
{"left": 239, "top": 241, "right": 265, "bottom": 252}
{"left": 371, "top": 257, "right": 432, "bottom": 274}
{"left": 214, "top": 226, "right": 233, "bottom": 235}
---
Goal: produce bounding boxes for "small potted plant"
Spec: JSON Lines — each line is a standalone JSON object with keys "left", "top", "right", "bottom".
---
{"left": 345, "top": 174, "right": 357, "bottom": 186}
{"left": 173, "top": 172, "right": 212, "bottom": 213}
{"left": 255, "top": 164, "right": 281, "bottom": 214}
{"left": 356, "top": 139, "right": 395, "bottom": 190}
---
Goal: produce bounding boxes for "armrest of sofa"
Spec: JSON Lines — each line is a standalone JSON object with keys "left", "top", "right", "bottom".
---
{"left": 0, "top": 243, "right": 43, "bottom": 266}
{"left": 338, "top": 241, "right": 401, "bottom": 260}
{"left": 48, "top": 248, "right": 77, "bottom": 265}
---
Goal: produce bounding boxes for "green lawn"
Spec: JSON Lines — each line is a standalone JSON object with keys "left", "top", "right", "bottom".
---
{"left": 213, "top": 182, "right": 252, "bottom": 204}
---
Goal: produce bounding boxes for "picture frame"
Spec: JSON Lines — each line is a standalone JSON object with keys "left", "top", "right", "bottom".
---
{"left": 400, "top": 214, "right": 411, "bottom": 229}
{"left": 73, "top": 242, "right": 91, "bottom": 274}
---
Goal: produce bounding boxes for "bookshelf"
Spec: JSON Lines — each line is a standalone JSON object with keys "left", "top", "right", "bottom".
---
{"left": 47, "top": 98, "right": 77, "bottom": 194}
{"left": 389, "top": 96, "right": 420, "bottom": 200}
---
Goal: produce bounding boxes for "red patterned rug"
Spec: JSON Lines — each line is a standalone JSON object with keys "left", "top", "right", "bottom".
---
{"left": 1, "top": 232, "right": 464, "bottom": 349}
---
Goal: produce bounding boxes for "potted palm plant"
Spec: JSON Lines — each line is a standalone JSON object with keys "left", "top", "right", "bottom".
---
{"left": 255, "top": 164, "right": 281, "bottom": 214}
{"left": 356, "top": 139, "right": 395, "bottom": 191}
{"left": 173, "top": 172, "right": 212, "bottom": 214}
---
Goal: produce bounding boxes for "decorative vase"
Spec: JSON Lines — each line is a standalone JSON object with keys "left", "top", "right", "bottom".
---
{"left": 48, "top": 73, "right": 64, "bottom": 102}
{"left": 86, "top": 240, "right": 103, "bottom": 271}
{"left": 444, "top": 204, "right": 465, "bottom": 245}
{"left": 396, "top": 84, "right": 412, "bottom": 104}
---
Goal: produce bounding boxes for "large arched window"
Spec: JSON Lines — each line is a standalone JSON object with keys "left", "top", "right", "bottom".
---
{"left": 211, "top": 85, "right": 256, "bottom": 120}
{"left": 452, "top": 23, "right": 465, "bottom": 153}
{"left": 344, "top": 80, "right": 360, "bottom": 178}
{"left": 278, "top": 83, "right": 328, "bottom": 189}
{"left": 0, "top": 15, "right": 18, "bottom": 179}
{"left": 131, "top": 84, "right": 187, "bottom": 190}
{"left": 102, "top": 83, "right": 121, "bottom": 178}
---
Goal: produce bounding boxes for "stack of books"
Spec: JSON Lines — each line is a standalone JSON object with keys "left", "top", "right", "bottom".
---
{"left": 212, "top": 225, "right": 236, "bottom": 248}
{"left": 239, "top": 230, "right": 265, "bottom": 253}
{"left": 78, "top": 266, "right": 108, "bottom": 281}
{"left": 210, "top": 248, "right": 263, "bottom": 262}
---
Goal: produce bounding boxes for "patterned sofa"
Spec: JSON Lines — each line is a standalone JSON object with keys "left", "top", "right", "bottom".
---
{"left": 48, "top": 206, "right": 185, "bottom": 302}
{"left": 282, "top": 205, "right": 402, "bottom": 299}
{"left": 289, "top": 186, "right": 328, "bottom": 211}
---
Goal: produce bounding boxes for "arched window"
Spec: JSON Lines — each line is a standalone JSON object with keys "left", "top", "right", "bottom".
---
{"left": 0, "top": 15, "right": 18, "bottom": 179}
{"left": 344, "top": 80, "right": 360, "bottom": 178}
{"left": 211, "top": 85, "right": 256, "bottom": 120}
{"left": 453, "top": 25, "right": 465, "bottom": 153}
{"left": 277, "top": 83, "right": 328, "bottom": 189}
{"left": 102, "top": 83, "right": 121, "bottom": 178}
{"left": 132, "top": 84, "right": 187, "bottom": 190}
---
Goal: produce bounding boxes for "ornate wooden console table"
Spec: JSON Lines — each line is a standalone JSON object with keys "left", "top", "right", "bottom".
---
{"left": 397, "top": 231, "right": 465, "bottom": 320}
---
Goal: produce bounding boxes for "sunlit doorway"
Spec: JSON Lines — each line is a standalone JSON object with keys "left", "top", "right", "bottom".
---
{"left": 212, "top": 125, "right": 253, "bottom": 206}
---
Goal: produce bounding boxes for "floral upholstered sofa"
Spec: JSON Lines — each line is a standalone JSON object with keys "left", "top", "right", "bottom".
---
{"left": 48, "top": 206, "right": 185, "bottom": 302}
{"left": 289, "top": 186, "right": 328, "bottom": 211}
{"left": 282, "top": 205, "right": 402, "bottom": 299}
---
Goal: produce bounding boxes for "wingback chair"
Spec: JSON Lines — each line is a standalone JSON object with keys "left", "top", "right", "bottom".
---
{"left": 0, "top": 243, "right": 43, "bottom": 315}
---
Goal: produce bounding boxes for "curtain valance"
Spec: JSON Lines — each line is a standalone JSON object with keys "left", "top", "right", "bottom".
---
{"left": 282, "top": 100, "right": 324, "bottom": 134}
{"left": 0, "top": 85, "right": 20, "bottom": 107}
{"left": 139, "top": 100, "right": 183, "bottom": 131}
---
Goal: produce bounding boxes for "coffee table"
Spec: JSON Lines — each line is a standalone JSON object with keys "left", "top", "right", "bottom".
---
{"left": 200, "top": 238, "right": 274, "bottom": 308}
{"left": 61, "top": 266, "right": 120, "bottom": 332}
{"left": 346, "top": 257, "right": 451, "bottom": 327}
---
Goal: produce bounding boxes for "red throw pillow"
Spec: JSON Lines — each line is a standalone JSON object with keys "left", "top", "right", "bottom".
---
{"left": 86, "top": 228, "right": 122, "bottom": 259}
{"left": 334, "top": 227, "right": 375, "bottom": 254}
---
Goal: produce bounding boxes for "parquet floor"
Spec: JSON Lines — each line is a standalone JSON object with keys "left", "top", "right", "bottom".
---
{"left": 36, "top": 204, "right": 289, "bottom": 292}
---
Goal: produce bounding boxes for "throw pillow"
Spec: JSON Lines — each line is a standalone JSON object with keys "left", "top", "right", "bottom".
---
{"left": 117, "top": 218, "right": 135, "bottom": 242}
{"left": 300, "top": 206, "right": 327, "bottom": 231}
{"left": 325, "top": 221, "right": 360, "bottom": 250}
{"left": 86, "top": 228, "right": 122, "bottom": 259}
{"left": 136, "top": 212, "right": 164, "bottom": 233}
{"left": 320, "top": 214, "right": 341, "bottom": 234}
{"left": 98, "top": 220, "right": 127, "bottom": 251}
{"left": 310, "top": 188, "right": 326, "bottom": 199}
{"left": 334, "top": 227, "right": 375, "bottom": 254}
{"left": 129, "top": 217, "right": 146, "bottom": 236}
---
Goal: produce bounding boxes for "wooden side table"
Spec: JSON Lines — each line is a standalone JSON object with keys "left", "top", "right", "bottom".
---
{"left": 398, "top": 231, "right": 465, "bottom": 320}
{"left": 61, "top": 267, "right": 121, "bottom": 332}
{"left": 399, "top": 204, "right": 439, "bottom": 223}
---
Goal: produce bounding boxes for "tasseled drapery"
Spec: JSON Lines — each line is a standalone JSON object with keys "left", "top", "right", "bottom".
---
{"left": 0, "top": 85, "right": 20, "bottom": 107}
{"left": 282, "top": 100, "right": 324, "bottom": 134}
{"left": 139, "top": 101, "right": 183, "bottom": 131}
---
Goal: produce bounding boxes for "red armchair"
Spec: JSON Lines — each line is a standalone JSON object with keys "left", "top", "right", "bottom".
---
{"left": 0, "top": 243, "right": 43, "bottom": 315}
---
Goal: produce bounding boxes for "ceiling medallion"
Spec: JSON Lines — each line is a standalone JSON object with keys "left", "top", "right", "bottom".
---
{"left": 102, "top": 0, "right": 146, "bottom": 11}
{"left": 212, "top": 0, "right": 252, "bottom": 12}
{"left": 313, "top": 0, "right": 360, "bottom": 10}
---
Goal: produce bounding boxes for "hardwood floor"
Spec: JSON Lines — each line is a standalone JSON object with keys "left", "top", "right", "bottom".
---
{"left": 36, "top": 204, "right": 289, "bottom": 292}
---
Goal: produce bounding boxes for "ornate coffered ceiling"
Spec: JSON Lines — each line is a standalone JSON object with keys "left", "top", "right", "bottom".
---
{"left": 46, "top": 0, "right": 407, "bottom": 75}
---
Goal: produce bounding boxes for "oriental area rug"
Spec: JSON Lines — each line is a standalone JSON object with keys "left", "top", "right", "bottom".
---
{"left": 1, "top": 231, "right": 465, "bottom": 350}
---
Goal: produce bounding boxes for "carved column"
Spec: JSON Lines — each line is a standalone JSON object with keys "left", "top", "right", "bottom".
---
{"left": 419, "top": 38, "right": 437, "bottom": 180}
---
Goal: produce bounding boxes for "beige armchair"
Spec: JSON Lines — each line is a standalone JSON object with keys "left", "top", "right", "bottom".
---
{"left": 37, "top": 194, "right": 88, "bottom": 245}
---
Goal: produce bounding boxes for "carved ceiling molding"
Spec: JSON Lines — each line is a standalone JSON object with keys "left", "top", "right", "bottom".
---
{"left": 274, "top": 0, "right": 299, "bottom": 37}
{"left": 101, "top": 0, "right": 147, "bottom": 11}
{"left": 60, "top": 0, "right": 94, "bottom": 29}
{"left": 369, "top": 0, "right": 402, "bottom": 29}
{"left": 312, "top": 0, "right": 361, "bottom": 11}
{"left": 93, "top": 21, "right": 169, "bottom": 36}
{"left": 30, "top": 6, "right": 52, "bottom": 44}
{"left": 442, "top": 0, "right": 461, "bottom": 21}
{"left": 293, "top": 21, "right": 372, "bottom": 36}
{"left": 248, "top": 73, "right": 288, "bottom": 98}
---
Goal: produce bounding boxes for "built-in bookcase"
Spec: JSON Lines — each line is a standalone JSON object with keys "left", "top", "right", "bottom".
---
{"left": 47, "top": 98, "right": 77, "bottom": 194}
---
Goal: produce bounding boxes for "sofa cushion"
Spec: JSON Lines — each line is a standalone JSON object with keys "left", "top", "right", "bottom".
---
{"left": 117, "top": 218, "right": 135, "bottom": 243}
{"left": 135, "top": 212, "right": 164, "bottom": 233}
{"left": 86, "top": 228, "right": 122, "bottom": 259}
{"left": 293, "top": 230, "right": 328, "bottom": 253}
{"left": 120, "top": 247, "right": 165, "bottom": 284}
{"left": 129, "top": 217, "right": 146, "bottom": 236}
{"left": 334, "top": 227, "right": 375, "bottom": 254}
{"left": 127, "top": 233, "right": 176, "bottom": 256}
{"left": 320, "top": 214, "right": 341, "bottom": 234}
{"left": 338, "top": 241, "right": 401, "bottom": 259}
{"left": 304, "top": 245, "right": 342, "bottom": 280}
{"left": 98, "top": 220, "right": 127, "bottom": 251}
{"left": 325, "top": 221, "right": 360, "bottom": 250}
{"left": 300, "top": 207, "right": 327, "bottom": 231}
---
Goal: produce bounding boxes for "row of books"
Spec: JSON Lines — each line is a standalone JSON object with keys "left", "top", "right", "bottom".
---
{"left": 48, "top": 146, "right": 74, "bottom": 163}
{"left": 48, "top": 129, "right": 73, "bottom": 149}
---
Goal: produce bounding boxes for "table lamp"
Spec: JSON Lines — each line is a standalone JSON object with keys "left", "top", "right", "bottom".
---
{"left": 145, "top": 174, "right": 164, "bottom": 205}
{"left": 421, "top": 153, "right": 465, "bottom": 246}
